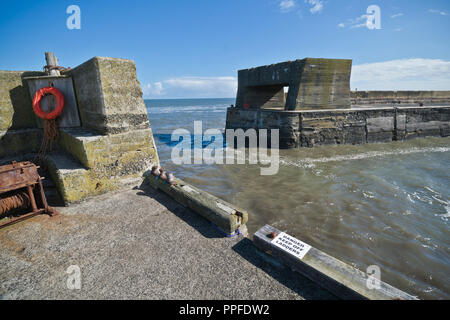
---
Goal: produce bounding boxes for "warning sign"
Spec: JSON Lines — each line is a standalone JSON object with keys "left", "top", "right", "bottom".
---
{"left": 272, "top": 232, "right": 311, "bottom": 260}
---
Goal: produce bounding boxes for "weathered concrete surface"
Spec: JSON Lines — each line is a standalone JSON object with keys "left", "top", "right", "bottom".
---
{"left": 43, "top": 56, "right": 160, "bottom": 204}
{"left": 0, "top": 129, "right": 42, "bottom": 158}
{"left": 0, "top": 183, "right": 336, "bottom": 300}
{"left": 0, "top": 71, "right": 41, "bottom": 131}
{"left": 236, "top": 58, "right": 352, "bottom": 110}
{"left": 58, "top": 128, "right": 158, "bottom": 170}
{"left": 1, "top": 57, "right": 160, "bottom": 204}
{"left": 351, "top": 91, "right": 450, "bottom": 106}
{"left": 52, "top": 126, "right": 159, "bottom": 204}
{"left": 225, "top": 106, "right": 450, "bottom": 148}
{"left": 66, "top": 57, "right": 150, "bottom": 135}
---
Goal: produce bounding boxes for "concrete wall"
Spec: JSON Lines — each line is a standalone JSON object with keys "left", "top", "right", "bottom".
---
{"left": 0, "top": 70, "right": 45, "bottom": 157}
{"left": 66, "top": 57, "right": 150, "bottom": 134}
{"left": 297, "top": 58, "right": 352, "bottom": 110}
{"left": 351, "top": 91, "right": 450, "bottom": 105}
{"left": 1, "top": 56, "right": 159, "bottom": 204}
{"left": 0, "top": 71, "right": 34, "bottom": 131}
{"left": 225, "top": 106, "right": 450, "bottom": 148}
{"left": 236, "top": 58, "right": 352, "bottom": 110}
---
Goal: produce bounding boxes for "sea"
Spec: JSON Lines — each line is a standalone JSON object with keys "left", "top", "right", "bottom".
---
{"left": 145, "top": 98, "right": 450, "bottom": 300}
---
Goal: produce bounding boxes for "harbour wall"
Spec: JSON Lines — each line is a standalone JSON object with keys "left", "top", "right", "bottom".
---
{"left": 350, "top": 91, "right": 450, "bottom": 106}
{"left": 0, "top": 57, "right": 159, "bottom": 203}
{"left": 225, "top": 106, "right": 450, "bottom": 148}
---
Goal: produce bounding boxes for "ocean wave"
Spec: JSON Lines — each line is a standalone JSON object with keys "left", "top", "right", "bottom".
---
{"left": 280, "top": 146, "right": 450, "bottom": 168}
{"left": 147, "top": 104, "right": 229, "bottom": 114}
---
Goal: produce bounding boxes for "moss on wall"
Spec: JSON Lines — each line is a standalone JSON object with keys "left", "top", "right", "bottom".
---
{"left": 0, "top": 129, "right": 42, "bottom": 158}
{"left": 0, "top": 71, "right": 39, "bottom": 131}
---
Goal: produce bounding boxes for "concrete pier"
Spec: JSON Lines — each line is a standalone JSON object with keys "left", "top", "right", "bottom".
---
{"left": 0, "top": 183, "right": 335, "bottom": 300}
{"left": 226, "top": 105, "right": 450, "bottom": 148}
{"left": 227, "top": 58, "right": 450, "bottom": 148}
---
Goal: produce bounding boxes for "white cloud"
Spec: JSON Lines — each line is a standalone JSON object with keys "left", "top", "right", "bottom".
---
{"left": 391, "top": 13, "right": 404, "bottom": 18}
{"left": 143, "top": 76, "right": 237, "bottom": 99}
{"left": 429, "top": 9, "right": 448, "bottom": 16}
{"left": 337, "top": 14, "right": 370, "bottom": 29}
{"left": 143, "top": 82, "right": 163, "bottom": 97}
{"left": 305, "top": 0, "right": 323, "bottom": 14}
{"left": 350, "top": 15, "right": 370, "bottom": 29}
{"left": 279, "top": 0, "right": 296, "bottom": 13}
{"left": 144, "top": 59, "right": 450, "bottom": 97}
{"left": 351, "top": 58, "right": 450, "bottom": 90}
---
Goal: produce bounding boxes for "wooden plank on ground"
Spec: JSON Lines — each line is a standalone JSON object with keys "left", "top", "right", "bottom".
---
{"left": 253, "top": 224, "right": 418, "bottom": 300}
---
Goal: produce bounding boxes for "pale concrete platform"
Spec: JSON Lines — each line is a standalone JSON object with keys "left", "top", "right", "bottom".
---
{"left": 0, "top": 182, "right": 336, "bottom": 300}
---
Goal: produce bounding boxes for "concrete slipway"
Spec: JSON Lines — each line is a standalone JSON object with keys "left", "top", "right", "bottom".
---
{"left": 0, "top": 181, "right": 336, "bottom": 300}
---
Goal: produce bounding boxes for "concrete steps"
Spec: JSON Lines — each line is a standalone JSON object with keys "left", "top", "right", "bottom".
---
{"left": 45, "top": 152, "right": 93, "bottom": 204}
{"left": 58, "top": 128, "right": 104, "bottom": 169}
{"left": 45, "top": 151, "right": 144, "bottom": 204}
{"left": 58, "top": 127, "right": 157, "bottom": 172}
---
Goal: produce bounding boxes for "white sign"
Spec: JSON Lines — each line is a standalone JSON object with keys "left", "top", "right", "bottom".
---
{"left": 272, "top": 232, "right": 311, "bottom": 260}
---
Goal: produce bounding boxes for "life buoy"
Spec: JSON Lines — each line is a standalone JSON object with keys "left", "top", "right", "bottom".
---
{"left": 32, "top": 87, "right": 65, "bottom": 120}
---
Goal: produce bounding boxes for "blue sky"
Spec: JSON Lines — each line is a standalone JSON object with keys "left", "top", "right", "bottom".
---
{"left": 0, "top": 0, "right": 449, "bottom": 98}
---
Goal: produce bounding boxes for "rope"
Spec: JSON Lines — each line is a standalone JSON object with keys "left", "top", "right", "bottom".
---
{"left": 0, "top": 191, "right": 31, "bottom": 215}
{"left": 34, "top": 118, "right": 59, "bottom": 167}
{"left": 43, "top": 65, "right": 71, "bottom": 73}
{"left": 210, "top": 222, "right": 243, "bottom": 238}
{"left": 153, "top": 176, "right": 168, "bottom": 189}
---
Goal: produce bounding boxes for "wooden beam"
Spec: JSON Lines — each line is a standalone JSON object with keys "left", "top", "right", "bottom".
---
{"left": 45, "top": 52, "right": 60, "bottom": 76}
{"left": 145, "top": 173, "right": 248, "bottom": 236}
{"left": 254, "top": 224, "right": 418, "bottom": 300}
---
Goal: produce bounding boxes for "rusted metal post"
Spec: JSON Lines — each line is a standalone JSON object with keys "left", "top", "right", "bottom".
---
{"left": 37, "top": 178, "right": 49, "bottom": 212}
{"left": 26, "top": 185, "right": 38, "bottom": 212}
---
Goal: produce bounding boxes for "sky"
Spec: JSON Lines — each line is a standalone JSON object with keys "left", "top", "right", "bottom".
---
{"left": 0, "top": 0, "right": 449, "bottom": 98}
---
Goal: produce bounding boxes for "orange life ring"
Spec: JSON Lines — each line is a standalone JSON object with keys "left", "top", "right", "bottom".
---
{"left": 32, "top": 87, "right": 65, "bottom": 120}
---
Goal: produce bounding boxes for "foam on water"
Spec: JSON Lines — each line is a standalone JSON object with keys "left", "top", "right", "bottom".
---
{"left": 279, "top": 146, "right": 450, "bottom": 169}
{"left": 149, "top": 104, "right": 229, "bottom": 114}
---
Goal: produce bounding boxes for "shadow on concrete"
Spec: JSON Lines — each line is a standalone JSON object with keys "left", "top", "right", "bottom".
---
{"left": 232, "top": 237, "right": 339, "bottom": 300}
{"left": 136, "top": 182, "right": 227, "bottom": 239}
{"left": 137, "top": 182, "right": 338, "bottom": 300}
{"left": 0, "top": 72, "right": 44, "bottom": 159}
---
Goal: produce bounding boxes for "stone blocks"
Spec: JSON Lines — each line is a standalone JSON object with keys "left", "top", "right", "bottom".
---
{"left": 225, "top": 106, "right": 450, "bottom": 148}
{"left": 351, "top": 91, "right": 450, "bottom": 105}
